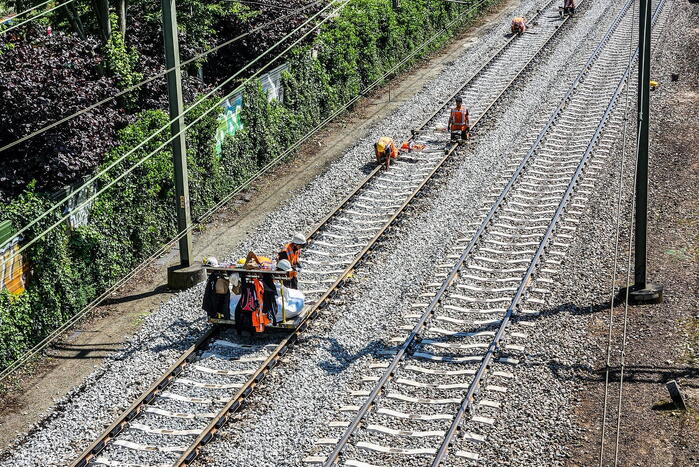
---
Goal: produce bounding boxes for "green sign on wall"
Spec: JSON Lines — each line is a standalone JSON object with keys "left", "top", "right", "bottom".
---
{"left": 215, "top": 93, "right": 244, "bottom": 156}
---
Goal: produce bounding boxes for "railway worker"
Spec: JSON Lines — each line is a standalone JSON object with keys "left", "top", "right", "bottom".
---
{"left": 563, "top": 0, "right": 575, "bottom": 15}
{"left": 374, "top": 136, "right": 399, "bottom": 170}
{"left": 511, "top": 16, "right": 527, "bottom": 35}
{"left": 277, "top": 232, "right": 306, "bottom": 288}
{"left": 448, "top": 96, "right": 470, "bottom": 142}
{"left": 276, "top": 259, "right": 297, "bottom": 289}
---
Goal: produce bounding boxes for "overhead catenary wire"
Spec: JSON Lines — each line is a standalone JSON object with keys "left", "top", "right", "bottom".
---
{"left": 598, "top": 1, "right": 638, "bottom": 464}
{"left": 2, "top": 0, "right": 340, "bottom": 267}
{"left": 0, "top": 0, "right": 322, "bottom": 156}
{"left": 0, "top": 0, "right": 78, "bottom": 36}
{"left": 0, "top": 0, "right": 479, "bottom": 383}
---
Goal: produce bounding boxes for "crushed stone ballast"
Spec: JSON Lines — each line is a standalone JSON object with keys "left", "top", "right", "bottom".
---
{"left": 70, "top": 1, "right": 586, "bottom": 466}
{"left": 305, "top": 0, "right": 669, "bottom": 465}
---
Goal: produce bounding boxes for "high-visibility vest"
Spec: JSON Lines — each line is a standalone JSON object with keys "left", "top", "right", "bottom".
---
{"left": 280, "top": 243, "right": 300, "bottom": 267}
{"left": 251, "top": 278, "right": 270, "bottom": 332}
{"left": 450, "top": 108, "right": 469, "bottom": 131}
{"left": 375, "top": 137, "right": 398, "bottom": 159}
{"left": 512, "top": 17, "right": 526, "bottom": 31}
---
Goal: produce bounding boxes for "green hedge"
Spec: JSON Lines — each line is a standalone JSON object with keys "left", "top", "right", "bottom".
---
{"left": 0, "top": 0, "right": 496, "bottom": 371}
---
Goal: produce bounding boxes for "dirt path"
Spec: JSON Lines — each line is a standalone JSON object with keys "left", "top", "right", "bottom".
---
{"left": 571, "top": 0, "right": 699, "bottom": 465}
{"left": 0, "top": 0, "right": 520, "bottom": 451}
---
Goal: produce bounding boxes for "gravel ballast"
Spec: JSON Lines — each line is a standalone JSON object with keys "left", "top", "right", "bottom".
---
{"left": 196, "top": 0, "right": 651, "bottom": 465}
{"left": 0, "top": 0, "right": 679, "bottom": 465}
{"left": 0, "top": 1, "right": 536, "bottom": 464}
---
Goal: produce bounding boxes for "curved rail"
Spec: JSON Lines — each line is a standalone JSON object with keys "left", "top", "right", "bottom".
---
{"left": 434, "top": 0, "right": 666, "bottom": 463}
{"left": 316, "top": 0, "right": 667, "bottom": 464}
{"left": 72, "top": 0, "right": 576, "bottom": 464}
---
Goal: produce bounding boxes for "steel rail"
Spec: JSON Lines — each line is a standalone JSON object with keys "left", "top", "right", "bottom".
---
{"left": 319, "top": 0, "right": 595, "bottom": 463}
{"left": 308, "top": 0, "right": 557, "bottom": 241}
{"left": 432, "top": 0, "right": 666, "bottom": 464}
{"left": 68, "top": 1, "right": 498, "bottom": 464}
{"left": 177, "top": 1, "right": 565, "bottom": 463}
{"left": 0, "top": 0, "right": 489, "bottom": 387}
{"left": 71, "top": 327, "right": 218, "bottom": 467}
{"left": 73, "top": 0, "right": 569, "bottom": 464}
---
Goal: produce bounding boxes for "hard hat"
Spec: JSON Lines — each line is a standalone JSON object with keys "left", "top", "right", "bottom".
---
{"left": 455, "top": 96, "right": 463, "bottom": 104}
{"left": 291, "top": 232, "right": 307, "bottom": 245}
{"left": 204, "top": 257, "right": 219, "bottom": 267}
{"left": 277, "top": 259, "right": 292, "bottom": 271}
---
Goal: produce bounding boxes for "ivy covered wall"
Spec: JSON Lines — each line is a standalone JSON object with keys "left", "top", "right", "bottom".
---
{"left": 0, "top": 0, "right": 496, "bottom": 371}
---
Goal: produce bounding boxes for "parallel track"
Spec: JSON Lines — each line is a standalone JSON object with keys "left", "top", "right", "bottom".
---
{"left": 308, "top": 0, "right": 667, "bottom": 465}
{"left": 72, "top": 1, "right": 585, "bottom": 465}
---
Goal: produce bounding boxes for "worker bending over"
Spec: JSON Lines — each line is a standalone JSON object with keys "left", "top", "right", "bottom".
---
{"left": 375, "top": 136, "right": 399, "bottom": 169}
{"left": 277, "top": 232, "right": 306, "bottom": 289}
{"left": 448, "top": 96, "right": 470, "bottom": 142}
{"left": 563, "top": 0, "right": 575, "bottom": 15}
{"left": 511, "top": 17, "right": 527, "bottom": 34}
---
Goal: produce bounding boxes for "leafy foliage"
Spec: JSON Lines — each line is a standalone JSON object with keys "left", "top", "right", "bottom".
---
{"left": 0, "top": 0, "right": 496, "bottom": 370}
{"left": 0, "top": 27, "right": 123, "bottom": 200}
{"left": 102, "top": 14, "right": 143, "bottom": 110}
{"left": 201, "top": 0, "right": 322, "bottom": 90}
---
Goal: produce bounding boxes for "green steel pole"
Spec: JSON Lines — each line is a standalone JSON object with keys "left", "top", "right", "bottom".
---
{"left": 162, "top": 0, "right": 194, "bottom": 267}
{"left": 634, "top": 0, "right": 652, "bottom": 289}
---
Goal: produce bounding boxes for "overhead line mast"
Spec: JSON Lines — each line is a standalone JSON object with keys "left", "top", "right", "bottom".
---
{"left": 162, "top": 0, "right": 194, "bottom": 273}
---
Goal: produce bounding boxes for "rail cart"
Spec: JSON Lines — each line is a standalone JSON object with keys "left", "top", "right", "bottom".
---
{"left": 204, "top": 265, "right": 309, "bottom": 331}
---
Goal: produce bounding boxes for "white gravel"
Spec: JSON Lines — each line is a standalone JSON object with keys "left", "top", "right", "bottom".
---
{"left": 196, "top": 0, "right": 649, "bottom": 466}
{"left": 0, "top": 0, "right": 676, "bottom": 465}
{"left": 0, "top": 1, "right": 533, "bottom": 465}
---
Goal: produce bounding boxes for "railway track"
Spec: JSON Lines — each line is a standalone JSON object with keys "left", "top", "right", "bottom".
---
{"left": 304, "top": 0, "right": 668, "bottom": 465}
{"left": 71, "top": 1, "right": 588, "bottom": 465}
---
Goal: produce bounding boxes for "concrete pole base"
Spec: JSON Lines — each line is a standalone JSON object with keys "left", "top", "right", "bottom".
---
{"left": 618, "top": 282, "right": 664, "bottom": 305}
{"left": 666, "top": 380, "right": 687, "bottom": 411}
{"left": 167, "top": 262, "right": 206, "bottom": 290}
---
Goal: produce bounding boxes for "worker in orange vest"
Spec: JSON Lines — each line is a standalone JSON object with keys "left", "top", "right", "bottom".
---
{"left": 236, "top": 272, "right": 271, "bottom": 333}
{"left": 511, "top": 17, "right": 527, "bottom": 35}
{"left": 448, "top": 96, "right": 470, "bottom": 142}
{"left": 374, "top": 136, "right": 399, "bottom": 170}
{"left": 277, "top": 232, "right": 306, "bottom": 288}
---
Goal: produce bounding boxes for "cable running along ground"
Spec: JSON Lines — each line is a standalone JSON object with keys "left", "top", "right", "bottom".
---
{"left": 595, "top": 1, "right": 666, "bottom": 463}
{"left": 598, "top": 1, "right": 638, "bottom": 464}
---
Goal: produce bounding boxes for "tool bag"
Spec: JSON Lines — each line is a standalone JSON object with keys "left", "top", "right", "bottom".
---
{"left": 261, "top": 273, "right": 278, "bottom": 326}
{"left": 203, "top": 272, "right": 231, "bottom": 319}
{"left": 235, "top": 273, "right": 259, "bottom": 332}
